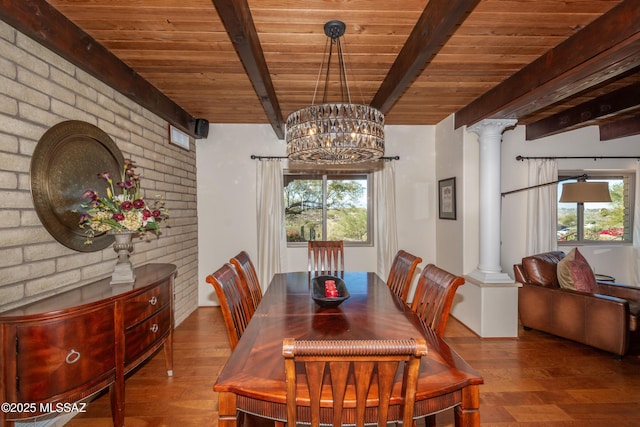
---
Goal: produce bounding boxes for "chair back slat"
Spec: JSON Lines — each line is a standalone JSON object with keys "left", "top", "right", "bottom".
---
{"left": 206, "top": 263, "right": 253, "bottom": 350}
{"left": 386, "top": 250, "right": 422, "bottom": 303}
{"left": 308, "top": 241, "right": 344, "bottom": 276}
{"left": 410, "top": 264, "right": 465, "bottom": 337}
{"left": 283, "top": 338, "right": 427, "bottom": 427}
{"left": 230, "top": 251, "right": 262, "bottom": 313}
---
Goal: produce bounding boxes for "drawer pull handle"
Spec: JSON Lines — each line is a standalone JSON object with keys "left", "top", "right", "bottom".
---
{"left": 149, "top": 296, "right": 158, "bottom": 306}
{"left": 150, "top": 323, "right": 159, "bottom": 333}
{"left": 66, "top": 349, "right": 81, "bottom": 365}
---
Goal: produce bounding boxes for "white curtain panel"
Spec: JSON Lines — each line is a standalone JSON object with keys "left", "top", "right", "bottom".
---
{"left": 525, "top": 159, "right": 558, "bottom": 255}
{"left": 633, "top": 161, "right": 640, "bottom": 283}
{"left": 374, "top": 161, "right": 399, "bottom": 279}
{"left": 256, "top": 159, "right": 286, "bottom": 291}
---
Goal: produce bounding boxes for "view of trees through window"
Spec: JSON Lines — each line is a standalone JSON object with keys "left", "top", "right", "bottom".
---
{"left": 284, "top": 174, "right": 370, "bottom": 244}
{"left": 557, "top": 176, "right": 631, "bottom": 242}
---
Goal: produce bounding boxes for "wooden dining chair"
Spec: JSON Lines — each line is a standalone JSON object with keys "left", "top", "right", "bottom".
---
{"left": 410, "top": 264, "right": 465, "bottom": 338}
{"left": 282, "top": 338, "right": 427, "bottom": 427}
{"left": 386, "top": 250, "right": 423, "bottom": 304}
{"left": 230, "top": 251, "right": 263, "bottom": 314}
{"left": 308, "top": 240, "right": 344, "bottom": 276}
{"left": 206, "top": 263, "right": 253, "bottom": 350}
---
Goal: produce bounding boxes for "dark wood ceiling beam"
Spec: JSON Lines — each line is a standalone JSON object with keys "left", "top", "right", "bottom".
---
{"left": 371, "top": 0, "right": 481, "bottom": 114}
{"left": 600, "top": 113, "right": 640, "bottom": 140}
{"left": 454, "top": 0, "right": 640, "bottom": 129}
{"left": 0, "top": 0, "right": 198, "bottom": 137}
{"left": 211, "top": 0, "right": 285, "bottom": 139}
{"left": 526, "top": 81, "right": 640, "bottom": 140}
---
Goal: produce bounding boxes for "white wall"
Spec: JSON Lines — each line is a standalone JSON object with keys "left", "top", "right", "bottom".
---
{"left": 390, "top": 126, "right": 437, "bottom": 299}
{"left": 196, "top": 125, "right": 281, "bottom": 305}
{"left": 501, "top": 125, "right": 640, "bottom": 284}
{"left": 196, "top": 124, "right": 436, "bottom": 306}
{"left": 434, "top": 115, "right": 482, "bottom": 276}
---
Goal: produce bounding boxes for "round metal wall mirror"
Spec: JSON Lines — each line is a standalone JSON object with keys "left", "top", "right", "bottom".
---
{"left": 30, "top": 120, "right": 124, "bottom": 252}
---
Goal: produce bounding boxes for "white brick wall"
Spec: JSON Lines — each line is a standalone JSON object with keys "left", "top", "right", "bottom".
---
{"left": 0, "top": 21, "right": 198, "bottom": 325}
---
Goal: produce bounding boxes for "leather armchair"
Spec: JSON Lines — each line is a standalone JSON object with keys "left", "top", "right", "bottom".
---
{"left": 514, "top": 251, "right": 640, "bottom": 356}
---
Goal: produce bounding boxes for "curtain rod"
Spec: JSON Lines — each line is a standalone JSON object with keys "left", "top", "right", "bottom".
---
{"left": 250, "top": 155, "right": 400, "bottom": 161}
{"left": 516, "top": 155, "right": 640, "bottom": 161}
{"left": 501, "top": 174, "right": 587, "bottom": 197}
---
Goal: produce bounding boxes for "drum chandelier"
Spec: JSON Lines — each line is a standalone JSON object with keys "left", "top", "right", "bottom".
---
{"left": 286, "top": 20, "right": 385, "bottom": 164}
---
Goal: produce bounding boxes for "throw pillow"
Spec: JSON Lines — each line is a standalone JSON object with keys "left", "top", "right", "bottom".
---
{"left": 557, "top": 248, "right": 598, "bottom": 293}
{"left": 557, "top": 248, "right": 576, "bottom": 290}
{"left": 569, "top": 248, "right": 598, "bottom": 293}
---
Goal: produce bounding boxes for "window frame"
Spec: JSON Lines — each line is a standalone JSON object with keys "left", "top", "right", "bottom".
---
{"left": 557, "top": 170, "right": 635, "bottom": 246}
{"left": 284, "top": 170, "right": 374, "bottom": 248}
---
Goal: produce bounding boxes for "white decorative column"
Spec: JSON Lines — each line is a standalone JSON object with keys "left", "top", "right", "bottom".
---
{"left": 451, "top": 118, "right": 519, "bottom": 338}
{"left": 468, "top": 119, "right": 517, "bottom": 283}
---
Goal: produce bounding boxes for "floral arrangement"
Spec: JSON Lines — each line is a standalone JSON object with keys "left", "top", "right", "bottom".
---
{"left": 78, "top": 159, "right": 169, "bottom": 244}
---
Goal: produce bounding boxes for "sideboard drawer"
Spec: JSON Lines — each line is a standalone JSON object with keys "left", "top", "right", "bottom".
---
{"left": 123, "top": 280, "right": 170, "bottom": 327}
{"left": 124, "top": 305, "right": 170, "bottom": 364}
{"left": 14, "top": 304, "right": 115, "bottom": 402}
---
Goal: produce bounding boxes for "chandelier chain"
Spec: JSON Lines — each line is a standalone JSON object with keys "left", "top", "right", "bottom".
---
{"left": 311, "top": 37, "right": 330, "bottom": 106}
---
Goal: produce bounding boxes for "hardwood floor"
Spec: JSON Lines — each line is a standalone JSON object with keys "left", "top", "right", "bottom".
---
{"left": 65, "top": 307, "right": 640, "bottom": 426}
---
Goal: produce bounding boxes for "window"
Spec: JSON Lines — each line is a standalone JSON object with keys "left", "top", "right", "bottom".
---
{"left": 557, "top": 172, "right": 634, "bottom": 244}
{"left": 284, "top": 172, "right": 372, "bottom": 246}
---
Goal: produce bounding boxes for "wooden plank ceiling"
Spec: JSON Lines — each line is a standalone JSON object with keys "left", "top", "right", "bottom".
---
{"left": 1, "top": 0, "right": 638, "bottom": 140}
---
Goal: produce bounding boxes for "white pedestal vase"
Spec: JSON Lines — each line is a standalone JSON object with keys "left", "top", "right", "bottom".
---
{"left": 109, "top": 231, "right": 137, "bottom": 285}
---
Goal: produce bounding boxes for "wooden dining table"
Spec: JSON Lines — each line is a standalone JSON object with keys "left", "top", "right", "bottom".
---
{"left": 214, "top": 271, "right": 483, "bottom": 426}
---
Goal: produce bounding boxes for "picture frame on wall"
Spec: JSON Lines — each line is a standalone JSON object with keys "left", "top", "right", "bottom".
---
{"left": 438, "top": 177, "right": 456, "bottom": 220}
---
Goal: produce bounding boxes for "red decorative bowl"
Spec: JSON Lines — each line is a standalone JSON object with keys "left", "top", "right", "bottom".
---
{"left": 311, "top": 275, "right": 350, "bottom": 308}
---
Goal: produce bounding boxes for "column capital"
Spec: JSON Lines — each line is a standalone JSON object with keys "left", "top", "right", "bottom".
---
{"left": 468, "top": 119, "right": 517, "bottom": 138}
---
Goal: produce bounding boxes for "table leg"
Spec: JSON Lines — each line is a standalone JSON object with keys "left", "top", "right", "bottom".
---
{"left": 218, "top": 392, "right": 238, "bottom": 427}
{"left": 454, "top": 385, "right": 480, "bottom": 427}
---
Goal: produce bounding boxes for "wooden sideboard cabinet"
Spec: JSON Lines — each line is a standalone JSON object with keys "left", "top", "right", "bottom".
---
{"left": 0, "top": 263, "right": 177, "bottom": 427}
